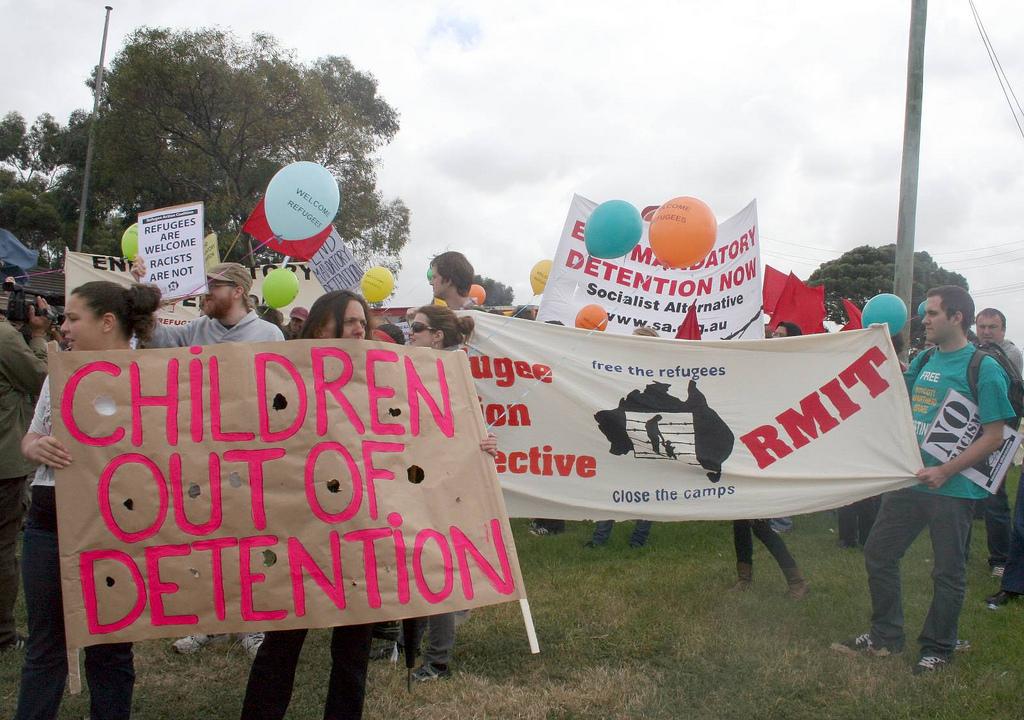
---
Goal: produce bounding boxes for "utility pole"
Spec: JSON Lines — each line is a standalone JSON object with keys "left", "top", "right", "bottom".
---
{"left": 893, "top": 0, "right": 927, "bottom": 357}
{"left": 75, "top": 6, "right": 113, "bottom": 252}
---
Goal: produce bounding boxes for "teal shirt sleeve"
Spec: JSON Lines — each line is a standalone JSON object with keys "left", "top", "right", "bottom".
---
{"left": 976, "top": 355, "right": 1015, "bottom": 424}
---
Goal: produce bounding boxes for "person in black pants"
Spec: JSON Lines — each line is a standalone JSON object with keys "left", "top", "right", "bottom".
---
{"left": 837, "top": 496, "right": 881, "bottom": 548}
{"left": 731, "top": 519, "right": 809, "bottom": 599}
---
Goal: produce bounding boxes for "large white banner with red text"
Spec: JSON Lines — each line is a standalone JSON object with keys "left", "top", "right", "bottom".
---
{"left": 537, "top": 195, "right": 763, "bottom": 339}
{"left": 469, "top": 313, "right": 920, "bottom": 520}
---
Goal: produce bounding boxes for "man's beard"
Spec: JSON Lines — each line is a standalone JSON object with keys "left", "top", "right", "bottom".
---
{"left": 203, "top": 294, "right": 235, "bottom": 320}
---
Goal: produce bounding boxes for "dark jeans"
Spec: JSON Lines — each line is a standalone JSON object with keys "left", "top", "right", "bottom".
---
{"left": 1001, "top": 475, "right": 1024, "bottom": 594}
{"left": 591, "top": 519, "right": 653, "bottom": 546}
{"left": 838, "top": 496, "right": 881, "bottom": 547}
{"left": 16, "top": 486, "right": 135, "bottom": 720}
{"left": 864, "top": 488, "right": 974, "bottom": 659}
{"left": 241, "top": 624, "right": 373, "bottom": 720}
{"left": 733, "top": 519, "right": 796, "bottom": 571}
{"left": 983, "top": 480, "right": 1011, "bottom": 567}
{"left": 0, "top": 475, "right": 28, "bottom": 647}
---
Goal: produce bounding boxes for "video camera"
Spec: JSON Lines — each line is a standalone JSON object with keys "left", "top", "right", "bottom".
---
{"left": 2, "top": 278, "right": 64, "bottom": 325}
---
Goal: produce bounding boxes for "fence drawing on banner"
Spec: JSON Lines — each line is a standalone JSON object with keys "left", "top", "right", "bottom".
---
{"left": 624, "top": 412, "right": 702, "bottom": 468}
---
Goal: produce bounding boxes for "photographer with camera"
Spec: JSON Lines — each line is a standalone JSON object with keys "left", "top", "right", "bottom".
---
{"left": 0, "top": 287, "right": 50, "bottom": 653}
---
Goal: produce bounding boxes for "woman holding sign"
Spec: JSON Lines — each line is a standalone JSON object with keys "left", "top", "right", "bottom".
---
{"left": 15, "top": 281, "right": 161, "bottom": 720}
{"left": 240, "top": 290, "right": 375, "bottom": 720}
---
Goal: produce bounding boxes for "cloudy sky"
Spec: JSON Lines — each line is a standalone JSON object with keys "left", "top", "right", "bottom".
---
{"left": 3, "top": 1, "right": 1023, "bottom": 334}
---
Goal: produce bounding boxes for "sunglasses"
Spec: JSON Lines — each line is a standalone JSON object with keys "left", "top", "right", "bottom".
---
{"left": 409, "top": 321, "right": 435, "bottom": 334}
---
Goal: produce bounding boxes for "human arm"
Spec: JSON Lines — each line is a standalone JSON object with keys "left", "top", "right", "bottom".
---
{"left": 21, "top": 432, "right": 71, "bottom": 469}
{"left": 917, "top": 420, "right": 1005, "bottom": 489}
{"left": 480, "top": 433, "right": 497, "bottom": 458}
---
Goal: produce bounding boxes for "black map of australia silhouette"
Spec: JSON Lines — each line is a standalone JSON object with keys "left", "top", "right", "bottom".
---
{"left": 594, "top": 379, "right": 735, "bottom": 483}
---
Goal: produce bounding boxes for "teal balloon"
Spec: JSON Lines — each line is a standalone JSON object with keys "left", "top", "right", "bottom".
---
{"left": 427, "top": 265, "right": 434, "bottom": 282}
{"left": 265, "top": 161, "right": 340, "bottom": 241}
{"left": 917, "top": 300, "right": 927, "bottom": 318}
{"left": 263, "top": 268, "right": 299, "bottom": 309}
{"left": 584, "top": 200, "right": 643, "bottom": 259}
{"left": 863, "top": 293, "right": 908, "bottom": 334}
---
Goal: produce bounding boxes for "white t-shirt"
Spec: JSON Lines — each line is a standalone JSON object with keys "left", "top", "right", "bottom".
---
{"left": 28, "top": 377, "right": 54, "bottom": 487}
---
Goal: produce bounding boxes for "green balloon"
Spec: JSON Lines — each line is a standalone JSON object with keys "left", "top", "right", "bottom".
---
{"left": 121, "top": 223, "right": 139, "bottom": 260}
{"left": 262, "top": 268, "right": 299, "bottom": 309}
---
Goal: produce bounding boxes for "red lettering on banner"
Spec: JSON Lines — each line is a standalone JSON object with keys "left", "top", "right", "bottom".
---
{"left": 740, "top": 346, "right": 893, "bottom": 469}
{"left": 255, "top": 353, "right": 308, "bottom": 442}
{"left": 311, "top": 347, "right": 365, "bottom": 436}
{"left": 451, "top": 520, "right": 515, "bottom": 600}
{"left": 209, "top": 357, "right": 255, "bottom": 441}
{"left": 405, "top": 357, "right": 454, "bottom": 437}
{"left": 366, "top": 349, "right": 403, "bottom": 435}
{"left": 388, "top": 513, "right": 411, "bottom": 604}
{"left": 343, "top": 527, "right": 392, "bottom": 608}
{"left": 223, "top": 448, "right": 286, "bottom": 531}
{"left": 288, "top": 533, "right": 345, "bottom": 616}
{"left": 304, "top": 442, "right": 363, "bottom": 523}
{"left": 239, "top": 535, "right": 287, "bottom": 621}
{"left": 80, "top": 549, "right": 147, "bottom": 634}
{"left": 98, "top": 453, "right": 169, "bottom": 543}
{"left": 571, "top": 220, "right": 585, "bottom": 241}
{"left": 130, "top": 360, "right": 179, "bottom": 447}
{"left": 362, "top": 441, "right": 403, "bottom": 520}
{"left": 413, "top": 528, "right": 454, "bottom": 603}
{"left": 170, "top": 453, "right": 223, "bottom": 536}
{"left": 62, "top": 361, "right": 125, "bottom": 447}
{"left": 193, "top": 537, "right": 237, "bottom": 621}
{"left": 145, "top": 543, "right": 198, "bottom": 626}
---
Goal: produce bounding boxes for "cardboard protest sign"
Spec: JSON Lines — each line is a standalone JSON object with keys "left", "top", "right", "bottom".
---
{"left": 309, "top": 228, "right": 364, "bottom": 293}
{"left": 138, "top": 202, "right": 207, "bottom": 301}
{"left": 537, "top": 196, "right": 764, "bottom": 339}
{"left": 203, "top": 232, "right": 221, "bottom": 269}
{"left": 50, "top": 341, "right": 526, "bottom": 648}
{"left": 469, "top": 313, "right": 921, "bottom": 520}
{"left": 920, "top": 389, "right": 1023, "bottom": 493}
{"left": 65, "top": 252, "right": 326, "bottom": 326}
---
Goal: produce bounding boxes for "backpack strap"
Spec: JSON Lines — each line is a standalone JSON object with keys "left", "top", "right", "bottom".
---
{"left": 966, "top": 347, "right": 983, "bottom": 405}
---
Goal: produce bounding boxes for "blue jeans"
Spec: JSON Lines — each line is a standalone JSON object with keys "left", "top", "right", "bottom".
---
{"left": 591, "top": 519, "right": 653, "bottom": 547}
{"left": 983, "top": 480, "right": 1011, "bottom": 567}
{"left": 15, "top": 488, "right": 135, "bottom": 720}
{"left": 864, "top": 488, "right": 974, "bottom": 659}
{"left": 1001, "top": 476, "right": 1024, "bottom": 594}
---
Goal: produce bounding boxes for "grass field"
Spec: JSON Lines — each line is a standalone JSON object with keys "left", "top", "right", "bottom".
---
{"left": 2, "top": 478, "right": 1022, "bottom": 719}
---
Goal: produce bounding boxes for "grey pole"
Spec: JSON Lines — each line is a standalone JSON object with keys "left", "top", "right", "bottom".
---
{"left": 893, "top": 0, "right": 927, "bottom": 357}
{"left": 75, "top": 6, "right": 113, "bottom": 252}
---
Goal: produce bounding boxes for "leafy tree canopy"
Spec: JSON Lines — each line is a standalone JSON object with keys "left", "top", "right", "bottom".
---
{"left": 474, "top": 274, "right": 515, "bottom": 306}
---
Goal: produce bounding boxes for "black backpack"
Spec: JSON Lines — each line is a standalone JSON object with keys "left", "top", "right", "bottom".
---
{"left": 916, "top": 342, "right": 1024, "bottom": 428}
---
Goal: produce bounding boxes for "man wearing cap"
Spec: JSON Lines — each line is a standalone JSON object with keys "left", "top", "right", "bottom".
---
{"left": 285, "top": 306, "right": 308, "bottom": 340}
{"left": 130, "top": 258, "right": 280, "bottom": 659}
{"left": 131, "top": 260, "right": 284, "bottom": 346}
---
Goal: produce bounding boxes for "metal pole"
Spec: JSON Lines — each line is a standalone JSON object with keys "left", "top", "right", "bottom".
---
{"left": 893, "top": 0, "right": 927, "bottom": 357}
{"left": 75, "top": 6, "right": 113, "bottom": 252}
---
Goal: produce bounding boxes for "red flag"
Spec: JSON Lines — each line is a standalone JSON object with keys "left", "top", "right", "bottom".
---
{"left": 762, "top": 264, "right": 789, "bottom": 316}
{"left": 242, "top": 199, "right": 332, "bottom": 261}
{"left": 675, "top": 304, "right": 703, "bottom": 340}
{"left": 841, "top": 298, "right": 862, "bottom": 331}
{"left": 770, "top": 273, "right": 826, "bottom": 335}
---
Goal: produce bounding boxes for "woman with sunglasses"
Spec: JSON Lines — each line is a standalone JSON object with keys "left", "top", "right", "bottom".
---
{"left": 15, "top": 281, "right": 162, "bottom": 720}
{"left": 403, "top": 303, "right": 496, "bottom": 682}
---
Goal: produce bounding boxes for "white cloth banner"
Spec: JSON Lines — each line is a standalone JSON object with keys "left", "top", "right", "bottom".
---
{"left": 537, "top": 195, "right": 764, "bottom": 339}
{"left": 468, "top": 312, "right": 921, "bottom": 520}
{"left": 64, "top": 252, "right": 325, "bottom": 327}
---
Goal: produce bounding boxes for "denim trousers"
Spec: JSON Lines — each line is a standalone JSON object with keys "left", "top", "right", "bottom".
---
{"left": 863, "top": 487, "right": 974, "bottom": 659}
{"left": 1000, "top": 475, "right": 1024, "bottom": 594}
{"left": 591, "top": 519, "right": 653, "bottom": 546}
{"left": 241, "top": 624, "right": 373, "bottom": 720}
{"left": 15, "top": 487, "right": 134, "bottom": 720}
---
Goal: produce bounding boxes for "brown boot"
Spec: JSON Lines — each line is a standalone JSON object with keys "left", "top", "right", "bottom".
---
{"left": 730, "top": 562, "right": 753, "bottom": 591}
{"left": 783, "top": 566, "right": 810, "bottom": 600}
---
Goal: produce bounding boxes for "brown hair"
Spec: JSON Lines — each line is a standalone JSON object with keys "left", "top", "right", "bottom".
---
{"left": 633, "top": 327, "right": 659, "bottom": 337}
{"left": 71, "top": 281, "right": 162, "bottom": 342}
{"left": 301, "top": 290, "right": 374, "bottom": 340}
{"left": 430, "top": 251, "right": 474, "bottom": 295}
{"left": 927, "top": 285, "right": 974, "bottom": 334}
{"left": 416, "top": 304, "right": 474, "bottom": 347}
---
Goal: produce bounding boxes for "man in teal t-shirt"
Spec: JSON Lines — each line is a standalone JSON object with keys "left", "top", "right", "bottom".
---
{"left": 833, "top": 286, "right": 1014, "bottom": 674}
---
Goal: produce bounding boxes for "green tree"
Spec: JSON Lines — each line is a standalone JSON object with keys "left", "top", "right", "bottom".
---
{"left": 474, "top": 274, "right": 515, "bottom": 306}
{"left": 807, "top": 244, "right": 968, "bottom": 343}
{"left": 90, "top": 27, "right": 409, "bottom": 267}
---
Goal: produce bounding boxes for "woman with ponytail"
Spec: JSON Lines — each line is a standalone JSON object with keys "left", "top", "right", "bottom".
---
{"left": 15, "top": 281, "right": 161, "bottom": 720}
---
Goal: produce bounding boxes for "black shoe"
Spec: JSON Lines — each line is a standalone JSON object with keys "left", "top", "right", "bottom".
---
{"left": 0, "top": 633, "right": 25, "bottom": 653}
{"left": 986, "top": 590, "right": 1021, "bottom": 610}
{"left": 913, "top": 655, "right": 948, "bottom": 675}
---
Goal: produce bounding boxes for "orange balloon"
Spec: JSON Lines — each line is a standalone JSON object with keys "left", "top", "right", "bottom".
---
{"left": 575, "top": 304, "right": 608, "bottom": 332}
{"left": 469, "top": 284, "right": 486, "bottom": 306}
{"left": 648, "top": 196, "right": 717, "bottom": 269}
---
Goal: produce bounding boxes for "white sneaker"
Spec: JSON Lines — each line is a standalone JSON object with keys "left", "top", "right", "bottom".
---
{"left": 240, "top": 632, "right": 264, "bottom": 660}
{"left": 172, "top": 634, "right": 212, "bottom": 654}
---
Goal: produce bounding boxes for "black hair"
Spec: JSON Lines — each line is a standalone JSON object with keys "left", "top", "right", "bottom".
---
{"left": 927, "top": 286, "right": 974, "bottom": 334}
{"left": 376, "top": 323, "right": 406, "bottom": 345}
{"left": 301, "top": 290, "right": 373, "bottom": 340}
{"left": 71, "top": 281, "right": 162, "bottom": 342}
{"left": 777, "top": 321, "right": 803, "bottom": 337}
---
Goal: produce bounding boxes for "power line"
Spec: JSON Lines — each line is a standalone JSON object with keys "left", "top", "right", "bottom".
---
{"left": 969, "top": 0, "right": 1024, "bottom": 142}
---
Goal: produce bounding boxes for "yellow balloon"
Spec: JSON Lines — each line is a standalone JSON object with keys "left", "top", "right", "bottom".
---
{"left": 530, "top": 259, "right": 553, "bottom": 295}
{"left": 360, "top": 266, "right": 394, "bottom": 303}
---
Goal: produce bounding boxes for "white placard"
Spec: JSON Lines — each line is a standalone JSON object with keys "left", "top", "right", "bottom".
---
{"left": 309, "top": 228, "right": 363, "bottom": 293}
{"left": 138, "top": 201, "right": 206, "bottom": 301}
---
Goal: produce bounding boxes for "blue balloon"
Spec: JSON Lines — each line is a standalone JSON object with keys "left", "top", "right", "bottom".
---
{"left": 265, "top": 161, "right": 340, "bottom": 241}
{"left": 584, "top": 200, "right": 643, "bottom": 259}
{"left": 863, "top": 293, "right": 909, "bottom": 334}
{"left": 917, "top": 300, "right": 927, "bottom": 318}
